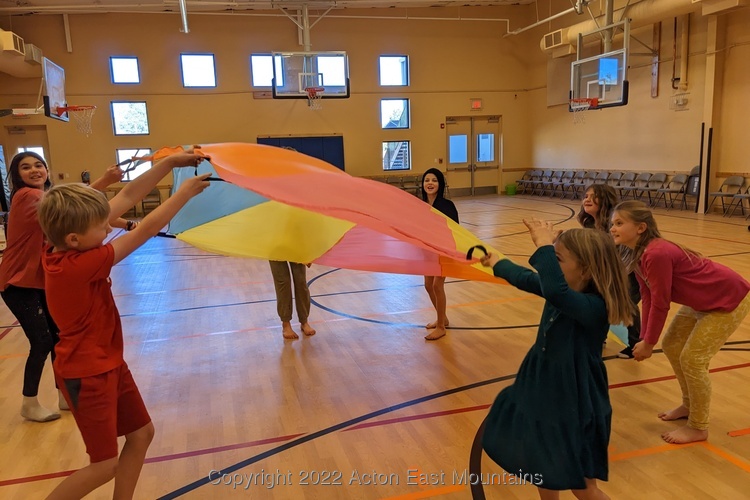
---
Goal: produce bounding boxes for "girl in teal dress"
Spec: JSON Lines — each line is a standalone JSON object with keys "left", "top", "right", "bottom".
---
{"left": 480, "top": 220, "right": 633, "bottom": 499}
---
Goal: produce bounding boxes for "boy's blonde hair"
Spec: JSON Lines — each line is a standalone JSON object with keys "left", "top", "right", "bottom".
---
{"left": 38, "top": 184, "right": 111, "bottom": 248}
{"left": 613, "top": 200, "right": 701, "bottom": 273}
{"left": 557, "top": 228, "right": 634, "bottom": 325}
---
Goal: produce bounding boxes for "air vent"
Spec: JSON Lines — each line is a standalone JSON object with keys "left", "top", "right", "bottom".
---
{"left": 543, "top": 29, "right": 564, "bottom": 50}
{"left": 0, "top": 30, "right": 25, "bottom": 56}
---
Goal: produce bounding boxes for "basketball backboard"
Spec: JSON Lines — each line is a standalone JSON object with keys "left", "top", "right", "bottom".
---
{"left": 271, "top": 51, "right": 350, "bottom": 99}
{"left": 42, "top": 57, "right": 69, "bottom": 122}
{"left": 570, "top": 20, "right": 629, "bottom": 109}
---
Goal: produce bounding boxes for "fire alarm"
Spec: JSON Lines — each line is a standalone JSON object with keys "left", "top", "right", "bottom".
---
{"left": 470, "top": 98, "right": 483, "bottom": 111}
{"left": 440, "top": 123, "right": 445, "bottom": 129}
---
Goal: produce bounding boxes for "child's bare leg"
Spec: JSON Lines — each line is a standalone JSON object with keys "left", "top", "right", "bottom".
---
{"left": 300, "top": 322, "right": 316, "bottom": 336}
{"left": 425, "top": 277, "right": 448, "bottom": 340}
{"left": 537, "top": 487, "right": 560, "bottom": 500}
{"left": 423, "top": 276, "right": 438, "bottom": 328}
{"left": 658, "top": 404, "right": 689, "bottom": 421}
{"left": 46, "top": 458, "right": 117, "bottom": 499}
{"left": 661, "top": 425, "right": 708, "bottom": 444}
{"left": 282, "top": 321, "right": 299, "bottom": 340}
{"left": 571, "top": 478, "right": 610, "bottom": 500}
{"left": 113, "top": 422, "right": 154, "bottom": 499}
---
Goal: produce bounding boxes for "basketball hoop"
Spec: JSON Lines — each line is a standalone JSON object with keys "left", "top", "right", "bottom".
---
{"left": 569, "top": 98, "right": 598, "bottom": 124}
{"left": 305, "top": 87, "right": 324, "bottom": 110}
{"left": 58, "top": 105, "right": 96, "bottom": 136}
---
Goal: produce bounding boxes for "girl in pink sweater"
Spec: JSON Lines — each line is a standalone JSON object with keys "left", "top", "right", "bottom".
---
{"left": 610, "top": 201, "right": 750, "bottom": 444}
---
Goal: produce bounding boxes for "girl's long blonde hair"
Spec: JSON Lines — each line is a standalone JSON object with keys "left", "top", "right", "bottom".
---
{"left": 557, "top": 228, "right": 634, "bottom": 325}
{"left": 613, "top": 200, "right": 702, "bottom": 273}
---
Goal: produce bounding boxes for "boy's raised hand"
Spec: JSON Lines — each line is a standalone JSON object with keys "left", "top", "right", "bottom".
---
{"left": 523, "top": 218, "right": 557, "bottom": 248}
{"left": 167, "top": 145, "right": 209, "bottom": 168}
{"left": 101, "top": 164, "right": 125, "bottom": 184}
{"left": 177, "top": 173, "right": 211, "bottom": 198}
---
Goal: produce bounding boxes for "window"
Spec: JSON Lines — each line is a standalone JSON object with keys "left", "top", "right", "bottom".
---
{"left": 16, "top": 146, "right": 46, "bottom": 159}
{"left": 448, "top": 135, "right": 468, "bottom": 164}
{"left": 116, "top": 149, "right": 153, "bottom": 181}
{"left": 380, "top": 99, "right": 410, "bottom": 129}
{"left": 111, "top": 101, "right": 149, "bottom": 135}
{"left": 110, "top": 57, "right": 140, "bottom": 84}
{"left": 379, "top": 55, "right": 409, "bottom": 86}
{"left": 477, "top": 133, "right": 495, "bottom": 162}
{"left": 382, "top": 141, "right": 410, "bottom": 171}
{"left": 250, "top": 54, "right": 283, "bottom": 87}
{"left": 180, "top": 54, "right": 216, "bottom": 88}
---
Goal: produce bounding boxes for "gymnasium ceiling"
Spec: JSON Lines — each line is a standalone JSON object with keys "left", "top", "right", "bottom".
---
{"left": 0, "top": 0, "right": 535, "bottom": 15}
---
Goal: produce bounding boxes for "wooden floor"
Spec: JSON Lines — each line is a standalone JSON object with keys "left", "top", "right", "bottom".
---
{"left": 1, "top": 194, "right": 749, "bottom": 499}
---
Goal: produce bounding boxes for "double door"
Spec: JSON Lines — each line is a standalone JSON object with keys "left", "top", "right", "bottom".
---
{"left": 445, "top": 115, "right": 501, "bottom": 196}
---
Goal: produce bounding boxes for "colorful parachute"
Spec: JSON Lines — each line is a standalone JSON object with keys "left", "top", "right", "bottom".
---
{"left": 144, "top": 143, "right": 506, "bottom": 283}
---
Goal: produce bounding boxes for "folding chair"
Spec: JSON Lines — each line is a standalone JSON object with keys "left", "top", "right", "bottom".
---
{"left": 550, "top": 170, "right": 574, "bottom": 198}
{"left": 725, "top": 185, "right": 750, "bottom": 218}
{"left": 705, "top": 176, "right": 745, "bottom": 215}
{"left": 620, "top": 172, "right": 652, "bottom": 200}
{"left": 616, "top": 172, "right": 637, "bottom": 199}
{"left": 653, "top": 174, "right": 688, "bottom": 210}
{"left": 638, "top": 172, "right": 668, "bottom": 206}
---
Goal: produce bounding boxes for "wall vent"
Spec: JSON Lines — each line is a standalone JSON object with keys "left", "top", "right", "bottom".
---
{"left": 0, "top": 30, "right": 25, "bottom": 56}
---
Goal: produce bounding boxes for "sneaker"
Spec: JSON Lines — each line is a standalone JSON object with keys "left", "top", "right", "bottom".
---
{"left": 617, "top": 347, "right": 634, "bottom": 359}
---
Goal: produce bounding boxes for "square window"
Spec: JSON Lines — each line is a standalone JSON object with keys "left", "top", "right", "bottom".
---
{"left": 181, "top": 54, "right": 216, "bottom": 88}
{"left": 379, "top": 55, "right": 409, "bottom": 86}
{"left": 16, "top": 146, "right": 46, "bottom": 159}
{"left": 381, "top": 99, "right": 410, "bottom": 129}
{"left": 116, "top": 148, "right": 153, "bottom": 181}
{"left": 110, "top": 57, "right": 140, "bottom": 84}
{"left": 250, "top": 54, "right": 283, "bottom": 87}
{"left": 111, "top": 101, "right": 149, "bottom": 135}
{"left": 382, "top": 141, "right": 410, "bottom": 171}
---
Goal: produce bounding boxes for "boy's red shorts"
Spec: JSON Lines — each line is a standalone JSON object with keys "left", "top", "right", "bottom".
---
{"left": 57, "top": 363, "right": 151, "bottom": 463}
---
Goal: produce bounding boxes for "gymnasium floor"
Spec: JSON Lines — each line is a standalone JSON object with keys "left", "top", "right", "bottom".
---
{"left": 1, "top": 194, "right": 749, "bottom": 499}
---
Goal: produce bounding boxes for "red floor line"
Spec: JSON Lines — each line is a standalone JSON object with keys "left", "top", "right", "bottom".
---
{"left": 0, "top": 321, "right": 19, "bottom": 341}
{"left": 0, "top": 433, "right": 305, "bottom": 487}
{"left": 345, "top": 404, "right": 492, "bottom": 431}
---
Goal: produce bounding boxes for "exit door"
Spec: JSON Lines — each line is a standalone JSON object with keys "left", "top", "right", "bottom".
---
{"left": 445, "top": 115, "right": 501, "bottom": 196}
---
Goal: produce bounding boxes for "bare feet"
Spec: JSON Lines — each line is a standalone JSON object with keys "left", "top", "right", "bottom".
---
{"left": 425, "top": 327, "right": 447, "bottom": 341}
{"left": 301, "top": 322, "right": 316, "bottom": 337}
{"left": 425, "top": 319, "right": 449, "bottom": 329}
{"left": 658, "top": 405, "right": 689, "bottom": 421}
{"left": 662, "top": 426, "right": 708, "bottom": 444}
{"left": 282, "top": 322, "right": 299, "bottom": 340}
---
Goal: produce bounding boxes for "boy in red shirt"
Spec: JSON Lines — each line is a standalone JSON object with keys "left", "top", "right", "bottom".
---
{"left": 39, "top": 148, "right": 210, "bottom": 499}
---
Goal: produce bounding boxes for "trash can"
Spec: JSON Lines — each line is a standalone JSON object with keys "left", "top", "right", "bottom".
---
{"left": 505, "top": 184, "right": 517, "bottom": 195}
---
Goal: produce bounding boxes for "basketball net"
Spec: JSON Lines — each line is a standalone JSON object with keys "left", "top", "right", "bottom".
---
{"left": 59, "top": 105, "right": 96, "bottom": 136}
{"left": 570, "top": 98, "right": 598, "bottom": 125}
{"left": 305, "top": 87, "right": 324, "bottom": 110}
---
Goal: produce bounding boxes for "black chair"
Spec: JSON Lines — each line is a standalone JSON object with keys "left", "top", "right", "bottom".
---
{"left": 550, "top": 170, "right": 574, "bottom": 198}
{"left": 705, "top": 176, "right": 745, "bottom": 215}
{"left": 141, "top": 188, "right": 162, "bottom": 215}
{"left": 616, "top": 172, "right": 637, "bottom": 199}
{"left": 571, "top": 171, "right": 598, "bottom": 199}
{"left": 515, "top": 170, "right": 536, "bottom": 194}
{"left": 653, "top": 174, "right": 688, "bottom": 210}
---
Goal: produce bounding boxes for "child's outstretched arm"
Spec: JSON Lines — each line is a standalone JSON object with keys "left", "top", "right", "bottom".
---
{"left": 110, "top": 173, "right": 211, "bottom": 264}
{"left": 109, "top": 146, "right": 206, "bottom": 221}
{"left": 89, "top": 164, "right": 125, "bottom": 191}
{"left": 480, "top": 252, "right": 543, "bottom": 297}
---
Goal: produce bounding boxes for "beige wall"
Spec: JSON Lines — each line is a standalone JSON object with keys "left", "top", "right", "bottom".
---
{"left": 0, "top": 4, "right": 748, "bottom": 193}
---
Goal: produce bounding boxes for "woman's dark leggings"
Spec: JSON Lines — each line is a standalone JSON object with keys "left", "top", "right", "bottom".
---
{"left": 1, "top": 285, "right": 59, "bottom": 397}
{"left": 627, "top": 272, "right": 642, "bottom": 348}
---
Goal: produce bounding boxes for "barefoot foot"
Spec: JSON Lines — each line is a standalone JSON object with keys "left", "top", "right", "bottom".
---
{"left": 301, "top": 322, "right": 316, "bottom": 337}
{"left": 425, "top": 319, "right": 449, "bottom": 329}
{"left": 282, "top": 322, "right": 299, "bottom": 340}
{"left": 658, "top": 405, "right": 689, "bottom": 421}
{"left": 425, "top": 327, "right": 447, "bottom": 341}
{"left": 661, "top": 426, "right": 708, "bottom": 444}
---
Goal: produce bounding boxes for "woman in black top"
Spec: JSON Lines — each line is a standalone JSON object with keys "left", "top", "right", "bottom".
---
{"left": 421, "top": 168, "right": 458, "bottom": 340}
